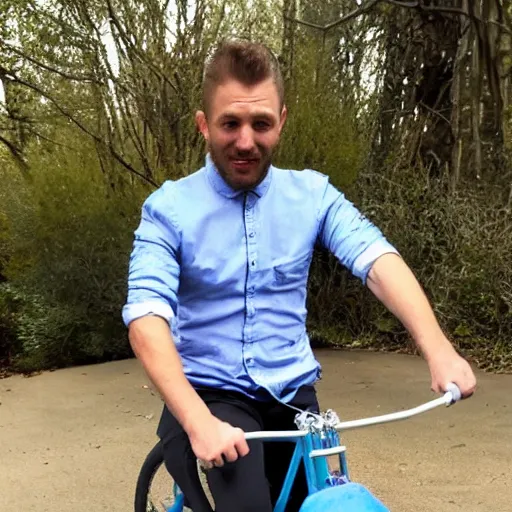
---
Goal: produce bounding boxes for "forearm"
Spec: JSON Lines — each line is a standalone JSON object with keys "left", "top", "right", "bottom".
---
{"left": 128, "top": 315, "right": 211, "bottom": 434}
{"left": 366, "top": 253, "right": 457, "bottom": 362}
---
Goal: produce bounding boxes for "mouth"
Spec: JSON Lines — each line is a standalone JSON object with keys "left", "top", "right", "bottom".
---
{"left": 230, "top": 158, "right": 260, "bottom": 172}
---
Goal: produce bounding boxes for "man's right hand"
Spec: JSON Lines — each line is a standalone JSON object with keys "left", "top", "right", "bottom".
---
{"left": 129, "top": 316, "right": 250, "bottom": 468}
{"left": 187, "top": 413, "right": 249, "bottom": 469}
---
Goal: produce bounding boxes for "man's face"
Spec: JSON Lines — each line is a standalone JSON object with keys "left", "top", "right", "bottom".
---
{"left": 196, "top": 77, "right": 287, "bottom": 191}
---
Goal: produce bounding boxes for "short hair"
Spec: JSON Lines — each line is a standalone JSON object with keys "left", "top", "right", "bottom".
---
{"left": 202, "top": 40, "right": 284, "bottom": 114}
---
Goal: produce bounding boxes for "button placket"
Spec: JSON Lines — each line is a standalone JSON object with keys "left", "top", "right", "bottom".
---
{"left": 242, "top": 194, "right": 257, "bottom": 347}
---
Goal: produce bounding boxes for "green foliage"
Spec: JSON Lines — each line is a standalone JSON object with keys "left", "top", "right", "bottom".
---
{"left": 0, "top": 0, "right": 511, "bottom": 374}
{"left": 0, "top": 211, "right": 10, "bottom": 277}
{"left": 0, "top": 284, "right": 21, "bottom": 367}
{"left": 1, "top": 134, "right": 146, "bottom": 371}
{"left": 307, "top": 165, "right": 512, "bottom": 372}
{"left": 277, "top": 85, "right": 366, "bottom": 188}
{"left": 275, "top": 31, "right": 370, "bottom": 188}
{"left": 358, "top": 167, "right": 512, "bottom": 343}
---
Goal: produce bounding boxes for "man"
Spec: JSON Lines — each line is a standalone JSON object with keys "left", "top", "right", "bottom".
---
{"left": 123, "top": 40, "right": 476, "bottom": 512}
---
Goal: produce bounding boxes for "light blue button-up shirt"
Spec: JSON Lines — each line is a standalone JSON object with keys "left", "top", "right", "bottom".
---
{"left": 122, "top": 155, "right": 398, "bottom": 403}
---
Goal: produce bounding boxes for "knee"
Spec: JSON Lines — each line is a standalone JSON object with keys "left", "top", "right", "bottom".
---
{"left": 161, "top": 433, "right": 196, "bottom": 477}
{"left": 208, "top": 465, "right": 273, "bottom": 512}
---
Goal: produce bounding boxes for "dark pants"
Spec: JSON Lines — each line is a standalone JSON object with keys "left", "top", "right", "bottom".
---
{"left": 157, "top": 386, "right": 319, "bottom": 512}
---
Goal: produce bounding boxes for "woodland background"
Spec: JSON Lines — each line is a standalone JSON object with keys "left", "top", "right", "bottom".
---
{"left": 1, "top": 0, "right": 511, "bottom": 373}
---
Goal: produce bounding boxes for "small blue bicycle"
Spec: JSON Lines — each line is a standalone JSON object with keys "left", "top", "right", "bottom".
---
{"left": 135, "top": 384, "right": 462, "bottom": 511}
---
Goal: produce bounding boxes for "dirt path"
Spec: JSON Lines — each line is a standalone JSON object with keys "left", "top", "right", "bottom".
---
{"left": 1, "top": 350, "right": 510, "bottom": 511}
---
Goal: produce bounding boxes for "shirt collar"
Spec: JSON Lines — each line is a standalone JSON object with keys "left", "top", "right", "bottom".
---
{"left": 205, "top": 153, "right": 272, "bottom": 199}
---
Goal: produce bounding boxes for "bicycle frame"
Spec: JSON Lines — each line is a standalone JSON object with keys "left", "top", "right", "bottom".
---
{"left": 249, "top": 384, "right": 460, "bottom": 511}
{"left": 267, "top": 430, "right": 350, "bottom": 512}
{"left": 164, "top": 385, "right": 461, "bottom": 512}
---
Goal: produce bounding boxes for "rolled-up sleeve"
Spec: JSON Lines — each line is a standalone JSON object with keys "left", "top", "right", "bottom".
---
{"left": 122, "top": 183, "right": 181, "bottom": 326}
{"left": 318, "top": 181, "right": 399, "bottom": 284}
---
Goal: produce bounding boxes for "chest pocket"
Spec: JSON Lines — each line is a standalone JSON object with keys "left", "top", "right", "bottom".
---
{"left": 274, "top": 255, "right": 312, "bottom": 285}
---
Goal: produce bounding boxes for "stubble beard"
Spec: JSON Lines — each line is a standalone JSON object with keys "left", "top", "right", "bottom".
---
{"left": 209, "top": 143, "right": 273, "bottom": 191}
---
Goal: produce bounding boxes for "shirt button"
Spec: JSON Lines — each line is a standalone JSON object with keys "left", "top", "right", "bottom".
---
{"left": 251, "top": 260, "right": 256, "bottom": 267}
{"left": 248, "top": 286, "right": 255, "bottom": 293}
{"left": 247, "top": 357, "right": 254, "bottom": 366}
{"left": 249, "top": 232, "right": 255, "bottom": 238}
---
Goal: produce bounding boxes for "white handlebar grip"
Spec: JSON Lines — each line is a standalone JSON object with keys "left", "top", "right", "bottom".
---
{"left": 445, "top": 382, "right": 462, "bottom": 404}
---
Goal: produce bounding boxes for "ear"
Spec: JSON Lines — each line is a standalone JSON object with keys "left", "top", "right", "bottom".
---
{"left": 278, "top": 105, "right": 288, "bottom": 134}
{"left": 195, "top": 110, "right": 209, "bottom": 142}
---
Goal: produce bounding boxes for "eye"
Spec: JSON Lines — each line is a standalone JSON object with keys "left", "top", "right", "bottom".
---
{"left": 254, "top": 120, "right": 271, "bottom": 131}
{"left": 223, "top": 120, "right": 238, "bottom": 130}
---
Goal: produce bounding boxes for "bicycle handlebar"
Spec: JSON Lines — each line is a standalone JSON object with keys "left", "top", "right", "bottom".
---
{"left": 244, "top": 383, "right": 462, "bottom": 441}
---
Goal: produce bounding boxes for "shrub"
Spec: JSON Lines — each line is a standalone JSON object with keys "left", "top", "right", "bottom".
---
{"left": 1, "top": 141, "right": 148, "bottom": 371}
{"left": 307, "top": 164, "right": 512, "bottom": 372}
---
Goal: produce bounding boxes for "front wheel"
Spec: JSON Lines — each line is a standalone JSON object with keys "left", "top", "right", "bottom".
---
{"left": 134, "top": 440, "right": 184, "bottom": 512}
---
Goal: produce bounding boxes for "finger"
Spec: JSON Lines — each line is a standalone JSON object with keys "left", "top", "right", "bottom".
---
{"left": 231, "top": 427, "right": 250, "bottom": 457}
{"left": 431, "top": 381, "right": 442, "bottom": 394}
{"left": 212, "top": 455, "right": 224, "bottom": 468}
{"left": 457, "top": 370, "right": 476, "bottom": 398}
{"left": 234, "top": 437, "right": 250, "bottom": 458}
{"left": 460, "top": 385, "right": 474, "bottom": 398}
{"left": 223, "top": 446, "right": 239, "bottom": 463}
{"left": 443, "top": 376, "right": 474, "bottom": 399}
{"left": 462, "top": 379, "right": 476, "bottom": 398}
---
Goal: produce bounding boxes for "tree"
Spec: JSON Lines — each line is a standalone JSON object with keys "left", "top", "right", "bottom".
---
{"left": 289, "top": 0, "right": 511, "bottom": 193}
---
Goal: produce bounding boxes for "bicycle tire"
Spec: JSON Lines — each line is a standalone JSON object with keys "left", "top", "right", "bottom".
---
{"left": 134, "top": 440, "right": 171, "bottom": 512}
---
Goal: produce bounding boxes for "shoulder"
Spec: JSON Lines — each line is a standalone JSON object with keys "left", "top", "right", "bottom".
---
{"left": 143, "top": 167, "right": 207, "bottom": 211}
{"left": 140, "top": 168, "right": 207, "bottom": 233}
{"left": 272, "top": 166, "right": 332, "bottom": 195}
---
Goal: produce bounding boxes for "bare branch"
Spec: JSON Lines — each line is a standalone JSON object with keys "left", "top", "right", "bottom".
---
{"left": 283, "top": 17, "right": 325, "bottom": 31}
{"left": 419, "top": 101, "right": 451, "bottom": 126}
{"left": 416, "top": 0, "right": 511, "bottom": 34}
{"left": 119, "top": 93, "right": 153, "bottom": 179}
{"left": 25, "top": 126, "right": 75, "bottom": 150}
{"left": 106, "top": 0, "right": 179, "bottom": 94}
{"left": 3, "top": 43, "right": 101, "bottom": 83}
{"left": 0, "top": 133, "right": 28, "bottom": 171}
{"left": 5, "top": 71, "right": 158, "bottom": 187}
{"left": 385, "top": 0, "right": 418, "bottom": 6}
{"left": 26, "top": 0, "right": 94, "bottom": 44}
{"left": 286, "top": 0, "right": 512, "bottom": 35}
{"left": 285, "top": 0, "right": 382, "bottom": 32}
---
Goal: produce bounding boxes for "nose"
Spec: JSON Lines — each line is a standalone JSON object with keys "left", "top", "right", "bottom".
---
{"left": 235, "top": 124, "right": 255, "bottom": 153}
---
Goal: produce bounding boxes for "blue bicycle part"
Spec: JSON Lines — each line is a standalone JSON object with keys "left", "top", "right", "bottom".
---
{"left": 298, "top": 483, "right": 389, "bottom": 512}
{"left": 135, "top": 386, "right": 462, "bottom": 512}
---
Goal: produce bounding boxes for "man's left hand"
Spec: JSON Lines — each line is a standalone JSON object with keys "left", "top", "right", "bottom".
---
{"left": 428, "top": 346, "right": 476, "bottom": 398}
